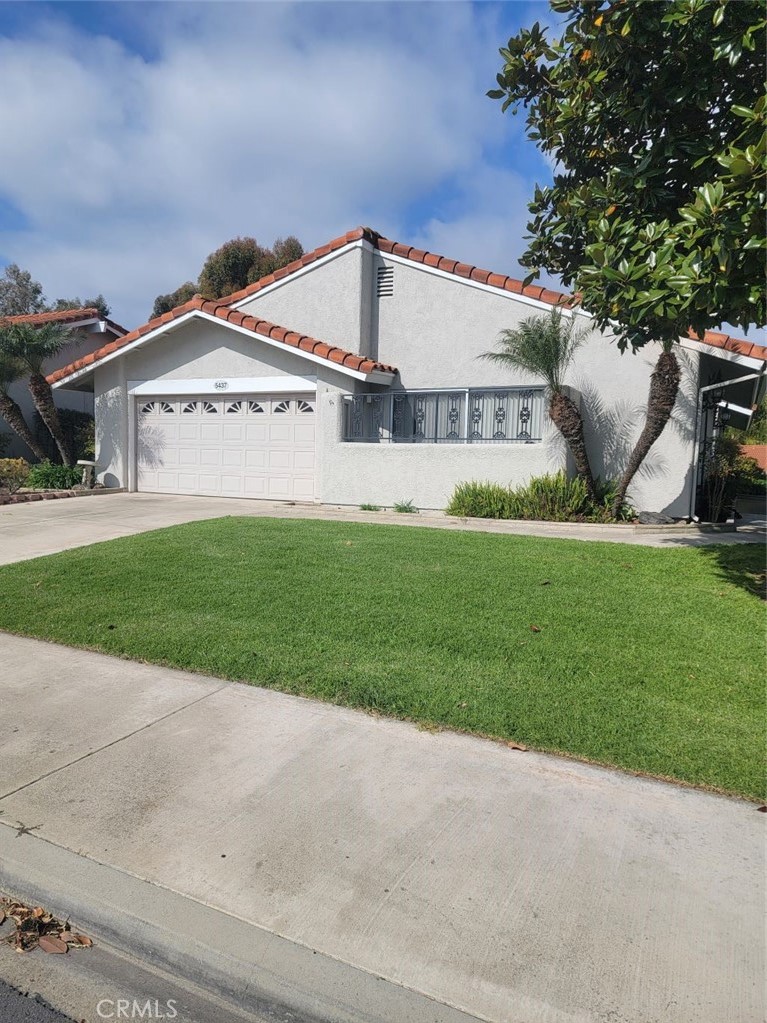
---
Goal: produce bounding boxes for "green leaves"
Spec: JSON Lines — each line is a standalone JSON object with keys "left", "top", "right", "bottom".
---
{"left": 489, "top": 0, "right": 766, "bottom": 350}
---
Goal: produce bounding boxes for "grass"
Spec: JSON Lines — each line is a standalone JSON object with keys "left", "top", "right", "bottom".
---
{"left": 0, "top": 517, "right": 763, "bottom": 799}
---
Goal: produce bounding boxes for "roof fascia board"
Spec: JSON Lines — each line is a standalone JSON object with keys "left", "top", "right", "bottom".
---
{"left": 127, "top": 375, "right": 317, "bottom": 397}
{"left": 52, "top": 309, "right": 394, "bottom": 389}
{"left": 370, "top": 244, "right": 584, "bottom": 318}
{"left": 679, "top": 337, "right": 765, "bottom": 370}
{"left": 229, "top": 242, "right": 365, "bottom": 310}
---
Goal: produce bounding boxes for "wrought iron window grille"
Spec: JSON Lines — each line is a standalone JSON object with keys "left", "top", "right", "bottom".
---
{"left": 342, "top": 388, "right": 544, "bottom": 443}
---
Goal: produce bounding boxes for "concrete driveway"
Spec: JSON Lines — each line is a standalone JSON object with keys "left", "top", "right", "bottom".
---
{"left": 0, "top": 633, "right": 763, "bottom": 1023}
{"left": 1, "top": 491, "right": 764, "bottom": 566}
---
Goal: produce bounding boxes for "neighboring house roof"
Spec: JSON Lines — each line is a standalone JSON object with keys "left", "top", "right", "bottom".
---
{"left": 1, "top": 306, "right": 128, "bottom": 335}
{"left": 47, "top": 295, "right": 396, "bottom": 386}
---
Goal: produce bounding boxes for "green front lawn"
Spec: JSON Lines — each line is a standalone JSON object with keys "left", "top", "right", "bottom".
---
{"left": 0, "top": 518, "right": 763, "bottom": 798}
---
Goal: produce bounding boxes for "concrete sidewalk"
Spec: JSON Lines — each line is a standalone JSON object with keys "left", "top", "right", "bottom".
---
{"left": 0, "top": 633, "right": 763, "bottom": 1023}
{"left": 1, "top": 491, "right": 764, "bottom": 566}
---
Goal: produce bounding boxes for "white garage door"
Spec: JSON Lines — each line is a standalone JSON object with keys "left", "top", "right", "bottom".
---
{"left": 137, "top": 394, "right": 316, "bottom": 500}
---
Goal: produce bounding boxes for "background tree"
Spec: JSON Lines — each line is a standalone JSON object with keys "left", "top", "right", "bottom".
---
{"left": 483, "top": 309, "right": 596, "bottom": 501}
{"left": 0, "top": 351, "right": 47, "bottom": 460}
{"left": 198, "top": 237, "right": 274, "bottom": 298}
{"left": 265, "top": 236, "right": 304, "bottom": 279}
{"left": 152, "top": 233, "right": 305, "bottom": 313}
{"left": 489, "top": 0, "right": 766, "bottom": 513}
{"left": 151, "top": 282, "right": 197, "bottom": 319}
{"left": 0, "top": 264, "right": 46, "bottom": 317}
{"left": 51, "top": 294, "right": 111, "bottom": 319}
{"left": 0, "top": 322, "right": 76, "bottom": 465}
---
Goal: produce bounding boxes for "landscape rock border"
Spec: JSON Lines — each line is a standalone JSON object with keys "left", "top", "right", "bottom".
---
{"left": 0, "top": 488, "right": 126, "bottom": 507}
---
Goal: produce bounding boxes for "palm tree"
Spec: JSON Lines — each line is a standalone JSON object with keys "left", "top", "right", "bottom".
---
{"left": 482, "top": 309, "right": 596, "bottom": 502}
{"left": 610, "top": 343, "right": 681, "bottom": 517}
{"left": 0, "top": 321, "right": 76, "bottom": 465}
{"left": 0, "top": 351, "right": 48, "bottom": 461}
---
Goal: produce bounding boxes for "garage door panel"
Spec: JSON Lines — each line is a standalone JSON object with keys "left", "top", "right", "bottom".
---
{"left": 222, "top": 449, "right": 244, "bottom": 468}
{"left": 244, "top": 476, "right": 268, "bottom": 497}
{"left": 267, "top": 477, "right": 292, "bottom": 499}
{"left": 221, "top": 475, "right": 244, "bottom": 496}
{"left": 138, "top": 392, "right": 316, "bottom": 501}
{"left": 223, "top": 424, "right": 245, "bottom": 442}
{"left": 246, "top": 423, "right": 269, "bottom": 443}
{"left": 268, "top": 450, "right": 292, "bottom": 470}
{"left": 293, "top": 477, "right": 315, "bottom": 500}
{"left": 268, "top": 424, "right": 293, "bottom": 443}
{"left": 294, "top": 424, "right": 315, "bottom": 444}
{"left": 200, "top": 424, "right": 223, "bottom": 442}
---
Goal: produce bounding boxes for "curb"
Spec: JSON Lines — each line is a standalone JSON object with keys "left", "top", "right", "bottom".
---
{"left": 0, "top": 826, "right": 482, "bottom": 1023}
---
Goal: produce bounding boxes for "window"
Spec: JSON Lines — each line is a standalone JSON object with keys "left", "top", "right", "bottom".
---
{"left": 341, "top": 388, "right": 544, "bottom": 443}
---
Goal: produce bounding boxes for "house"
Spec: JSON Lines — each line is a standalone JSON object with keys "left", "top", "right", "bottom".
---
{"left": 47, "top": 228, "right": 767, "bottom": 516}
{"left": 1, "top": 307, "right": 127, "bottom": 460}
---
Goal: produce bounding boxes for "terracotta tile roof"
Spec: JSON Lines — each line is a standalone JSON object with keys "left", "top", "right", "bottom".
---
{"left": 46, "top": 228, "right": 766, "bottom": 385}
{"left": 1, "top": 306, "right": 128, "bottom": 336}
{"left": 221, "top": 227, "right": 579, "bottom": 309}
{"left": 46, "top": 295, "right": 397, "bottom": 385}
{"left": 223, "top": 227, "right": 766, "bottom": 363}
{"left": 1, "top": 306, "right": 100, "bottom": 326}
{"left": 686, "top": 328, "right": 767, "bottom": 363}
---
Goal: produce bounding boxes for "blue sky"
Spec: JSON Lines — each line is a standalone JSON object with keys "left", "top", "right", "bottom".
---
{"left": 0, "top": 1, "right": 559, "bottom": 326}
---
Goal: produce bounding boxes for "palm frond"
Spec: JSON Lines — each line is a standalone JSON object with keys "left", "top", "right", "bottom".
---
{"left": 0, "top": 351, "right": 26, "bottom": 391}
{"left": 0, "top": 322, "right": 76, "bottom": 374}
{"left": 480, "top": 309, "right": 591, "bottom": 392}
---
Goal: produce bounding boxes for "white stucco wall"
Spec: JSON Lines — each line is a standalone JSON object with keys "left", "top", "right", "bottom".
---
{"left": 368, "top": 255, "right": 700, "bottom": 516}
{"left": 237, "top": 247, "right": 368, "bottom": 355}
{"left": 121, "top": 318, "right": 330, "bottom": 382}
{"left": 319, "top": 389, "right": 567, "bottom": 509}
{"left": 94, "top": 359, "right": 128, "bottom": 488}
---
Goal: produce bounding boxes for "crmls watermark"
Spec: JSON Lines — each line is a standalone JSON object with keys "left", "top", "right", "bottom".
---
{"left": 96, "top": 999, "right": 178, "bottom": 1019}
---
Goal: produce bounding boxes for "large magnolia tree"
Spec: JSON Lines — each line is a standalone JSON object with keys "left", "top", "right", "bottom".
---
{"left": 489, "top": 0, "right": 766, "bottom": 513}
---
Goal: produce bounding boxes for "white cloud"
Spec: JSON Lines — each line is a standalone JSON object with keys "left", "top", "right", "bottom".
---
{"left": 411, "top": 165, "right": 562, "bottom": 289}
{"left": 0, "top": 2, "right": 539, "bottom": 324}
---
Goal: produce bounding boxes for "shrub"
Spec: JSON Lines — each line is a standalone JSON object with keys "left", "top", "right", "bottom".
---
{"left": 446, "top": 481, "right": 514, "bottom": 519}
{"left": 394, "top": 499, "right": 418, "bottom": 514}
{"left": 26, "top": 460, "right": 82, "bottom": 490}
{"left": 359, "top": 503, "right": 382, "bottom": 511}
{"left": 700, "top": 436, "right": 740, "bottom": 522}
{"left": 734, "top": 454, "right": 767, "bottom": 496}
{"left": 446, "top": 473, "right": 635, "bottom": 523}
{"left": 33, "top": 409, "right": 94, "bottom": 462}
{"left": 0, "top": 458, "right": 30, "bottom": 494}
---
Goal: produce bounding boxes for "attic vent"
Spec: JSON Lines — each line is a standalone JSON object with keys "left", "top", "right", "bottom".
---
{"left": 377, "top": 266, "right": 394, "bottom": 297}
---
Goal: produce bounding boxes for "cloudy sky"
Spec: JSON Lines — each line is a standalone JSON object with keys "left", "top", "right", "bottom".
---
{"left": 0, "top": 0, "right": 561, "bottom": 327}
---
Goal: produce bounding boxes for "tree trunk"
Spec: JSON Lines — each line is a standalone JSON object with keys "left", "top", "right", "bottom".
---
{"left": 27, "top": 372, "right": 73, "bottom": 465}
{"left": 549, "top": 389, "right": 596, "bottom": 502}
{"left": 0, "top": 391, "right": 48, "bottom": 461}
{"left": 611, "top": 348, "right": 681, "bottom": 517}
